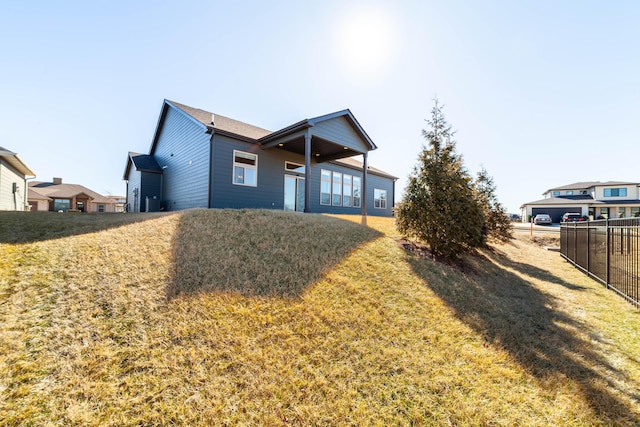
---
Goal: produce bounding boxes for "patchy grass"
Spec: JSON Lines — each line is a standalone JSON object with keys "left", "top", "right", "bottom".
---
{"left": 1, "top": 210, "right": 639, "bottom": 425}
{"left": 169, "top": 209, "right": 381, "bottom": 297}
{"left": 0, "top": 211, "right": 166, "bottom": 243}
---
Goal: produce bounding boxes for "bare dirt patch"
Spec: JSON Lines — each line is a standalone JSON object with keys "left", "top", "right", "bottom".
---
{"left": 528, "top": 235, "right": 560, "bottom": 248}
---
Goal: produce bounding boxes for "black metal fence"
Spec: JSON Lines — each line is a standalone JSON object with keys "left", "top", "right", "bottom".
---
{"left": 560, "top": 218, "right": 640, "bottom": 307}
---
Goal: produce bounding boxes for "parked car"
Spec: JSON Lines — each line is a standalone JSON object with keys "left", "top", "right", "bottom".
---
{"left": 561, "top": 212, "right": 586, "bottom": 223}
{"left": 533, "top": 214, "right": 552, "bottom": 225}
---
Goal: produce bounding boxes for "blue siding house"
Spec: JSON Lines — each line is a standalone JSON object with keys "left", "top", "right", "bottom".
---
{"left": 124, "top": 100, "right": 397, "bottom": 218}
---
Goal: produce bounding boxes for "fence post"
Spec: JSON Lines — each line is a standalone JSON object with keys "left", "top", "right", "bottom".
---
{"left": 573, "top": 221, "right": 577, "bottom": 263}
{"left": 586, "top": 220, "right": 590, "bottom": 273}
{"left": 606, "top": 218, "right": 610, "bottom": 289}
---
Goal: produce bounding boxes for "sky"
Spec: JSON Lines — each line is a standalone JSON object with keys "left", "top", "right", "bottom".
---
{"left": 1, "top": 0, "right": 639, "bottom": 214}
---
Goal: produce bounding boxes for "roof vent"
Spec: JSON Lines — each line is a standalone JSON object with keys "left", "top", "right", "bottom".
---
{"left": 53, "top": 177, "right": 62, "bottom": 185}
{"left": 211, "top": 114, "right": 215, "bottom": 125}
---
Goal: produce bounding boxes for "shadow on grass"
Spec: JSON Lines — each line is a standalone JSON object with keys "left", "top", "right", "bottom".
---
{"left": 488, "top": 245, "right": 589, "bottom": 291}
{"left": 168, "top": 209, "right": 382, "bottom": 299}
{"left": 405, "top": 247, "right": 640, "bottom": 425}
{"left": 0, "top": 211, "right": 171, "bottom": 244}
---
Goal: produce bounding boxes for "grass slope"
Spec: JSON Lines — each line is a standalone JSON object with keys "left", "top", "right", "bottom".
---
{"left": 1, "top": 210, "right": 639, "bottom": 426}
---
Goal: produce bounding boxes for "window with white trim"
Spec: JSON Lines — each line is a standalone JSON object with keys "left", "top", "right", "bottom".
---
{"left": 233, "top": 150, "right": 257, "bottom": 186}
{"left": 343, "top": 175, "right": 352, "bottom": 206}
{"left": 321, "top": 169, "right": 362, "bottom": 208}
{"left": 352, "top": 176, "right": 361, "bottom": 207}
{"left": 321, "top": 169, "right": 331, "bottom": 205}
{"left": 285, "top": 161, "right": 305, "bottom": 174}
{"left": 374, "top": 188, "right": 387, "bottom": 209}
{"left": 332, "top": 172, "right": 342, "bottom": 206}
{"left": 604, "top": 188, "right": 627, "bottom": 197}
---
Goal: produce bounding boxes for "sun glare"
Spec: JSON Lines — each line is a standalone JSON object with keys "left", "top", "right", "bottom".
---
{"left": 334, "top": 7, "right": 396, "bottom": 83}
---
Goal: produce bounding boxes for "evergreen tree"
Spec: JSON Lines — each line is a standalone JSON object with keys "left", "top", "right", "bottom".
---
{"left": 474, "top": 167, "right": 513, "bottom": 243}
{"left": 396, "top": 100, "right": 484, "bottom": 259}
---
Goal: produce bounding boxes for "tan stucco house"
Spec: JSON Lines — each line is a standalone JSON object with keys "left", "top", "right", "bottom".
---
{"left": 28, "top": 178, "right": 117, "bottom": 213}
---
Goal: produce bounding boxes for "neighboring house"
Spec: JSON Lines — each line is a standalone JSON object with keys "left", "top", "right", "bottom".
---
{"left": 0, "top": 146, "right": 35, "bottom": 211}
{"left": 28, "top": 178, "right": 117, "bottom": 212}
{"left": 27, "top": 187, "right": 51, "bottom": 212}
{"left": 105, "top": 195, "right": 127, "bottom": 213}
{"left": 520, "top": 181, "right": 640, "bottom": 222}
{"left": 123, "top": 100, "right": 397, "bottom": 217}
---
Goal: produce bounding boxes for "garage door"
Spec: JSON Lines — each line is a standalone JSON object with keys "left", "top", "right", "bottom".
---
{"left": 531, "top": 207, "right": 576, "bottom": 223}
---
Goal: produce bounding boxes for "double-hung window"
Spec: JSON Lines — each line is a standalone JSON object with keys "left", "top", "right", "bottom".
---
{"left": 321, "top": 170, "right": 331, "bottom": 205}
{"left": 352, "top": 177, "right": 361, "bottom": 207}
{"left": 233, "top": 150, "right": 257, "bottom": 186}
{"left": 343, "top": 175, "right": 352, "bottom": 206}
{"left": 374, "top": 188, "right": 387, "bottom": 209}
{"left": 321, "top": 169, "right": 362, "bottom": 208}
{"left": 332, "top": 172, "right": 342, "bottom": 206}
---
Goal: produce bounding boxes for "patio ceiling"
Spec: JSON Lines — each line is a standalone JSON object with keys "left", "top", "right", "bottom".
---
{"left": 270, "top": 134, "right": 363, "bottom": 162}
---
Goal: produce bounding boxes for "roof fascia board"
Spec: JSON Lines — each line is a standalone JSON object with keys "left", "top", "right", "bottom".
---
{"left": 0, "top": 155, "right": 35, "bottom": 177}
{"left": 211, "top": 128, "right": 258, "bottom": 144}
{"left": 308, "top": 109, "right": 377, "bottom": 151}
{"left": 260, "top": 130, "right": 307, "bottom": 149}
{"left": 164, "top": 100, "right": 209, "bottom": 131}
{"left": 149, "top": 100, "right": 208, "bottom": 155}
{"left": 258, "top": 120, "right": 311, "bottom": 145}
{"left": 327, "top": 159, "right": 397, "bottom": 179}
{"left": 123, "top": 155, "right": 133, "bottom": 180}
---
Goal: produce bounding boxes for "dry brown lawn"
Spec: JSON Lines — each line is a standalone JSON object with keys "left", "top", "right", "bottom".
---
{"left": 1, "top": 209, "right": 639, "bottom": 426}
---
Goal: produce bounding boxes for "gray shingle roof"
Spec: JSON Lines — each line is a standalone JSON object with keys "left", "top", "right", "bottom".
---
{"left": 522, "top": 197, "right": 597, "bottom": 206}
{"left": 168, "top": 100, "right": 272, "bottom": 140}
{"left": 161, "top": 100, "right": 392, "bottom": 178}
{"left": 546, "top": 181, "right": 640, "bottom": 193}
{"left": 331, "top": 157, "right": 398, "bottom": 180}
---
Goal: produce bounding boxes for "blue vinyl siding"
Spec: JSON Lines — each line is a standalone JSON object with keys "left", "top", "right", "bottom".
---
{"left": 364, "top": 173, "right": 395, "bottom": 216}
{"left": 140, "top": 172, "right": 162, "bottom": 211}
{"left": 136, "top": 103, "right": 394, "bottom": 216}
{"left": 309, "top": 162, "right": 395, "bottom": 217}
{"left": 211, "top": 135, "right": 292, "bottom": 209}
{"left": 126, "top": 169, "right": 142, "bottom": 212}
{"left": 152, "top": 106, "right": 210, "bottom": 210}
{"left": 210, "top": 135, "right": 394, "bottom": 216}
{"left": 312, "top": 117, "right": 370, "bottom": 153}
{"left": 126, "top": 168, "right": 162, "bottom": 212}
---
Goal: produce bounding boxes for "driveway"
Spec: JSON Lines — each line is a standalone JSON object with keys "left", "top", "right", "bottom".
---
{"left": 512, "top": 222, "right": 560, "bottom": 235}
